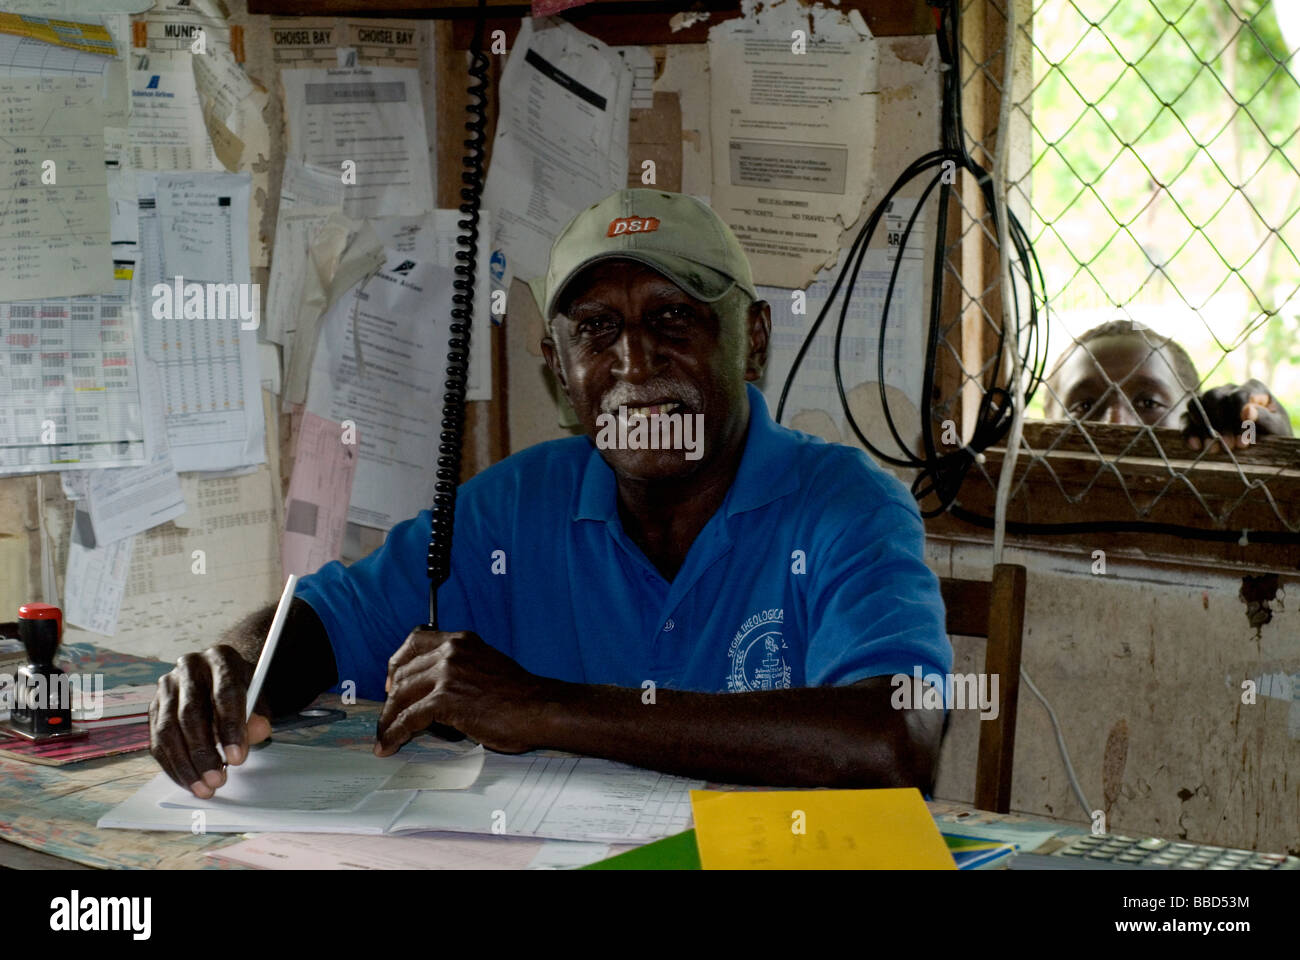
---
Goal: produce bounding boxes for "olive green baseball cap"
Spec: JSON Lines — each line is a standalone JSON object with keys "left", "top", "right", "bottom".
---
{"left": 542, "top": 188, "right": 759, "bottom": 321}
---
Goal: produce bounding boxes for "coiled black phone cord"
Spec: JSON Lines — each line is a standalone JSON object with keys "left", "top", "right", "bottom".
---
{"left": 426, "top": 0, "right": 490, "bottom": 629}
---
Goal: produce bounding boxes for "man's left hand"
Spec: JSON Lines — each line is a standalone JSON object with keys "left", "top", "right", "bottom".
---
{"left": 374, "top": 629, "right": 553, "bottom": 757}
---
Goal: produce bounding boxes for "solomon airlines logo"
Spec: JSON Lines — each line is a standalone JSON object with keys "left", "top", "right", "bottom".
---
{"left": 726, "top": 607, "right": 790, "bottom": 692}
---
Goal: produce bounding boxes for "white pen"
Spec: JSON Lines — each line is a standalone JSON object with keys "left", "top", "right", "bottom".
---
{"left": 244, "top": 573, "right": 298, "bottom": 723}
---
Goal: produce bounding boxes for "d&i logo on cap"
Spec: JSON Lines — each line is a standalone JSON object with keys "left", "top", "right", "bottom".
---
{"left": 607, "top": 216, "right": 660, "bottom": 237}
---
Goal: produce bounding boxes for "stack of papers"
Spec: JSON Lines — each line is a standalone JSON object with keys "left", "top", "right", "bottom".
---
{"left": 100, "top": 743, "right": 702, "bottom": 843}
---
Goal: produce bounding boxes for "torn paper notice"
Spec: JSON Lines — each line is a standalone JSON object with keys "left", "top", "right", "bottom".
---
{"left": 281, "top": 66, "right": 434, "bottom": 219}
{"left": 128, "top": 68, "right": 223, "bottom": 171}
{"left": 135, "top": 171, "right": 266, "bottom": 472}
{"left": 306, "top": 257, "right": 456, "bottom": 531}
{"left": 64, "top": 532, "right": 133, "bottom": 637}
{"left": 0, "top": 75, "right": 112, "bottom": 300}
{"left": 0, "top": 263, "right": 148, "bottom": 474}
{"left": 282, "top": 213, "right": 386, "bottom": 409}
{"left": 265, "top": 159, "right": 346, "bottom": 350}
{"left": 481, "top": 18, "right": 632, "bottom": 291}
{"left": 191, "top": 47, "right": 261, "bottom": 172}
{"left": 709, "top": 2, "right": 878, "bottom": 288}
{"left": 64, "top": 358, "right": 185, "bottom": 547}
{"left": 281, "top": 411, "right": 357, "bottom": 578}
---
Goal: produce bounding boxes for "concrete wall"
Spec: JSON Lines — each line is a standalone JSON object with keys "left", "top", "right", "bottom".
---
{"left": 929, "top": 539, "right": 1299, "bottom": 853}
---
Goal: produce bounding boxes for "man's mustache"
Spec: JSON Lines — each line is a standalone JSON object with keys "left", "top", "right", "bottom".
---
{"left": 600, "top": 380, "right": 702, "bottom": 413}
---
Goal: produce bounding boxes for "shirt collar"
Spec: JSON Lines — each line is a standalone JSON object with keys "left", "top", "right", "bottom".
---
{"left": 573, "top": 382, "right": 801, "bottom": 523}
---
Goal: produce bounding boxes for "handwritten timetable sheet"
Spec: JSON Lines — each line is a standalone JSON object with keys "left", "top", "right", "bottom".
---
{"left": 0, "top": 75, "right": 113, "bottom": 300}
{"left": 135, "top": 171, "right": 265, "bottom": 472}
{"left": 0, "top": 263, "right": 149, "bottom": 473}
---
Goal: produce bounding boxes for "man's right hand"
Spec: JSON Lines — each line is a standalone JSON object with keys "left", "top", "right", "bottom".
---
{"left": 149, "top": 645, "right": 272, "bottom": 798}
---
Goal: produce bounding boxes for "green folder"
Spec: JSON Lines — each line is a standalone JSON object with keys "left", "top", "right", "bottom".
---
{"left": 582, "top": 830, "right": 701, "bottom": 870}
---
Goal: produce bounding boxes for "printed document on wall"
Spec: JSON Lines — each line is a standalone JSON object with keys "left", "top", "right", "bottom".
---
{"left": 305, "top": 257, "right": 456, "bottom": 530}
{"left": 281, "top": 66, "right": 434, "bottom": 218}
{"left": 0, "top": 76, "right": 112, "bottom": 300}
{"left": 0, "top": 262, "right": 149, "bottom": 474}
{"left": 482, "top": 18, "right": 632, "bottom": 291}
{"left": 369, "top": 210, "right": 493, "bottom": 401}
{"left": 136, "top": 171, "right": 265, "bottom": 472}
{"left": 758, "top": 199, "right": 928, "bottom": 456}
{"left": 708, "top": 4, "right": 878, "bottom": 289}
{"left": 128, "top": 68, "right": 223, "bottom": 171}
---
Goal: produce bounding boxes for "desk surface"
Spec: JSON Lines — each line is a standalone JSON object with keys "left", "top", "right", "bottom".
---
{"left": 0, "top": 644, "right": 1080, "bottom": 870}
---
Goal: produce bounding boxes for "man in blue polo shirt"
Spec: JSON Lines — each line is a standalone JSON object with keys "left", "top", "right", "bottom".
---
{"left": 149, "top": 189, "right": 951, "bottom": 799}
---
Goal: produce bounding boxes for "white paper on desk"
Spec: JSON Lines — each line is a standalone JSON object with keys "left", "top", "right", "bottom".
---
{"left": 482, "top": 18, "right": 632, "bottom": 288}
{"left": 128, "top": 69, "right": 222, "bottom": 172}
{"left": 0, "top": 263, "right": 150, "bottom": 474}
{"left": 758, "top": 235, "right": 926, "bottom": 446}
{"left": 368, "top": 210, "right": 493, "bottom": 401}
{"left": 160, "top": 744, "right": 406, "bottom": 812}
{"left": 64, "top": 531, "right": 133, "bottom": 636}
{"left": 64, "top": 359, "right": 185, "bottom": 546}
{"left": 0, "top": 76, "right": 112, "bottom": 301}
{"left": 376, "top": 744, "right": 486, "bottom": 792}
{"left": 305, "top": 257, "right": 456, "bottom": 531}
{"left": 281, "top": 66, "right": 434, "bottom": 219}
{"left": 208, "top": 831, "right": 613, "bottom": 870}
{"left": 100, "top": 772, "right": 415, "bottom": 835}
{"left": 708, "top": 3, "right": 878, "bottom": 289}
{"left": 135, "top": 171, "right": 265, "bottom": 473}
{"left": 612, "top": 46, "right": 655, "bottom": 110}
{"left": 281, "top": 411, "right": 357, "bottom": 578}
{"left": 265, "top": 159, "right": 345, "bottom": 349}
{"left": 389, "top": 754, "right": 703, "bottom": 842}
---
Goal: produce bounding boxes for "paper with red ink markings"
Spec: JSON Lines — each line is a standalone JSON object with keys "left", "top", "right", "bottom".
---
{"left": 281, "top": 411, "right": 358, "bottom": 578}
{"left": 0, "top": 723, "right": 150, "bottom": 766}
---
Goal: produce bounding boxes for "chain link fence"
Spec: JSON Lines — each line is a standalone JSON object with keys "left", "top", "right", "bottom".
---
{"left": 938, "top": 0, "right": 1300, "bottom": 533}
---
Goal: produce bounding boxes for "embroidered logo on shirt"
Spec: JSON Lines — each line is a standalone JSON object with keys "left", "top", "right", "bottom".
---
{"left": 727, "top": 608, "right": 790, "bottom": 692}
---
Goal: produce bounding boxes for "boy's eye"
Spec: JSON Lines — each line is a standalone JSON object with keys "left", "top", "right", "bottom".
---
{"left": 1135, "top": 396, "right": 1163, "bottom": 411}
{"left": 1069, "top": 399, "right": 1094, "bottom": 416}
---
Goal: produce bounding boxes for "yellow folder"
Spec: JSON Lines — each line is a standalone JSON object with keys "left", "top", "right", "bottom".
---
{"left": 689, "top": 787, "right": 956, "bottom": 869}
